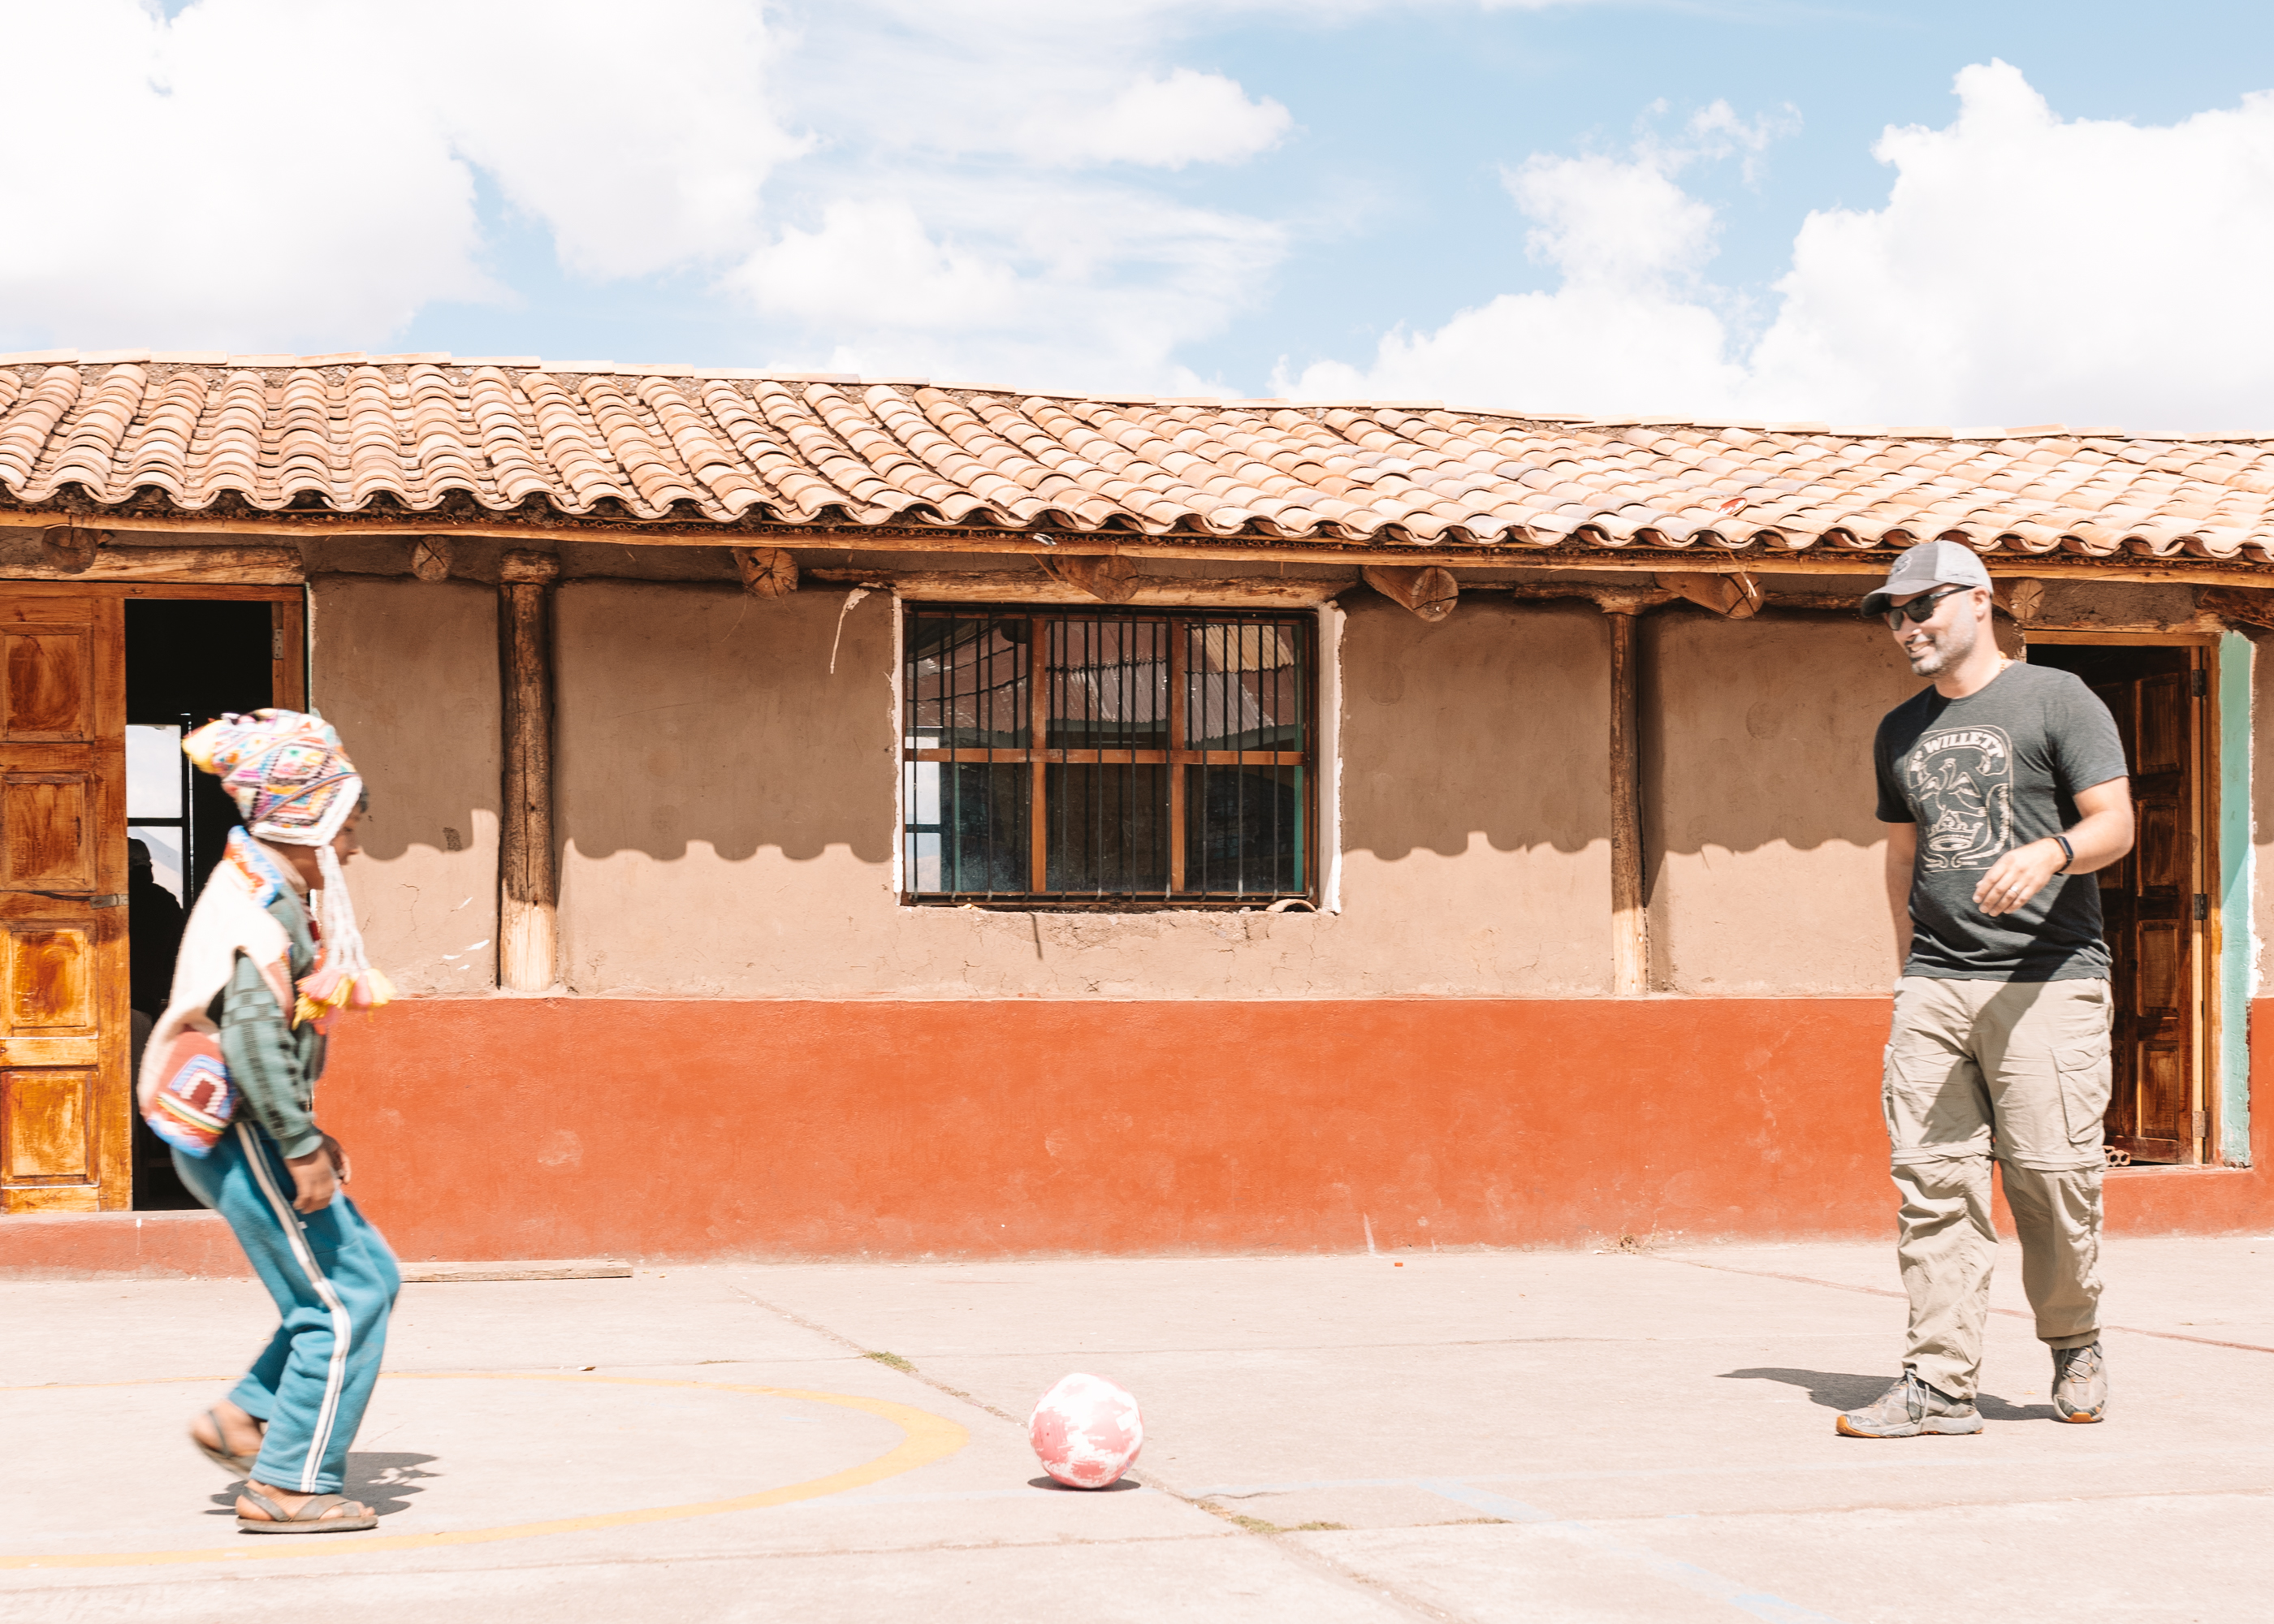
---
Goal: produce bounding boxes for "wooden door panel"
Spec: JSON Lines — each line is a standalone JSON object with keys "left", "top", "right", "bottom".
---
{"left": 0, "top": 593, "right": 126, "bottom": 1213}
{"left": 2135, "top": 921, "right": 2183, "bottom": 1015}
{"left": 8, "top": 926, "right": 94, "bottom": 1032}
{"left": 2136, "top": 801, "right": 2181, "bottom": 889}
{"left": 2136, "top": 676, "right": 2187, "bottom": 776}
{"left": 2, "top": 773, "right": 96, "bottom": 890}
{"left": 1, "top": 624, "right": 95, "bottom": 741}
{"left": 2128, "top": 1044, "right": 2187, "bottom": 1163}
{"left": 1, "top": 1069, "right": 92, "bottom": 1178}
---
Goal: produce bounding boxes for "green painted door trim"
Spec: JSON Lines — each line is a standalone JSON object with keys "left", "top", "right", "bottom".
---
{"left": 2218, "top": 632, "right": 2253, "bottom": 1166}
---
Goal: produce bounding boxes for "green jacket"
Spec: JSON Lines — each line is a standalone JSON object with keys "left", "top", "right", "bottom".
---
{"left": 212, "top": 882, "right": 328, "bottom": 1160}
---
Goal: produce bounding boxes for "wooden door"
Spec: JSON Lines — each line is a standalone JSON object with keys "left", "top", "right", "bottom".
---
{"left": 0, "top": 594, "right": 128, "bottom": 1212}
{"left": 2094, "top": 657, "right": 2204, "bottom": 1164}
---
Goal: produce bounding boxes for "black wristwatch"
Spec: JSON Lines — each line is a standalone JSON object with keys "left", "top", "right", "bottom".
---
{"left": 2051, "top": 834, "right": 2075, "bottom": 873}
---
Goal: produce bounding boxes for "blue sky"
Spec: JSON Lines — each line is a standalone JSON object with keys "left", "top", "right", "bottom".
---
{"left": 11, "top": 2, "right": 2274, "bottom": 427}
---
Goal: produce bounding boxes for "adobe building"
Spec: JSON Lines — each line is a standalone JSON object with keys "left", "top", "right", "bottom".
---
{"left": 0, "top": 352, "right": 2269, "bottom": 1272}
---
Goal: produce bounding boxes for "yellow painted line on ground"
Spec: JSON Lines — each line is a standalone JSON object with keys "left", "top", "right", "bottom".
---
{"left": 0, "top": 1371, "right": 968, "bottom": 1571}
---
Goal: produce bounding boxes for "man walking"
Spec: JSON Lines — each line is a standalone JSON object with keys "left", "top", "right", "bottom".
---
{"left": 143, "top": 710, "right": 400, "bottom": 1529}
{"left": 1841, "top": 542, "right": 2133, "bottom": 1439}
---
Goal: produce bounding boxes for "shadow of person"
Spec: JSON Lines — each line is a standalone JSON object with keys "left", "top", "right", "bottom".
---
{"left": 201, "top": 1453, "right": 439, "bottom": 1518}
{"left": 346, "top": 1453, "right": 441, "bottom": 1514}
{"left": 1718, "top": 1367, "right": 2049, "bottom": 1419}
{"left": 1973, "top": 1394, "right": 2059, "bottom": 1422}
{"left": 1717, "top": 1368, "right": 1895, "bottom": 1410}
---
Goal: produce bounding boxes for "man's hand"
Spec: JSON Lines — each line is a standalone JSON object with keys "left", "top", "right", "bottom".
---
{"left": 321, "top": 1134, "right": 351, "bottom": 1186}
{"left": 1974, "top": 838, "right": 2068, "bottom": 917}
{"left": 285, "top": 1145, "right": 339, "bottom": 1213}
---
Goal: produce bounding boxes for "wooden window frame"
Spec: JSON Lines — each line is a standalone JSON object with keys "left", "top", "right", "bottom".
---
{"left": 900, "top": 602, "right": 1317, "bottom": 909}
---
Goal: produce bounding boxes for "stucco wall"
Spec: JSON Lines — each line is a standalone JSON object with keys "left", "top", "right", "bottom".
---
{"left": 553, "top": 581, "right": 1613, "bottom": 998}
{"left": 1645, "top": 611, "right": 1918, "bottom": 996}
{"left": 310, "top": 577, "right": 502, "bottom": 994}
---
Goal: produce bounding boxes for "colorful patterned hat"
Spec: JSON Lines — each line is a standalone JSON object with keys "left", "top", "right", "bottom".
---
{"left": 184, "top": 709, "right": 362, "bottom": 848}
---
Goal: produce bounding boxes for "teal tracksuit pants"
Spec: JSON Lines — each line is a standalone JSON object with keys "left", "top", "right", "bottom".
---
{"left": 175, "top": 1122, "right": 400, "bottom": 1495}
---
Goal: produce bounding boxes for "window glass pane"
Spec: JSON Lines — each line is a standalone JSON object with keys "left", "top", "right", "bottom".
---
{"left": 1186, "top": 622, "right": 1303, "bottom": 751}
{"left": 1046, "top": 615, "right": 1169, "bottom": 751}
{"left": 1185, "top": 764, "right": 1302, "bottom": 895}
{"left": 130, "top": 826, "right": 186, "bottom": 904}
{"left": 1046, "top": 763, "right": 1169, "bottom": 894}
{"left": 905, "top": 761, "right": 1028, "bottom": 894}
{"left": 906, "top": 614, "right": 1028, "bottom": 749}
{"left": 126, "top": 724, "right": 182, "bottom": 817}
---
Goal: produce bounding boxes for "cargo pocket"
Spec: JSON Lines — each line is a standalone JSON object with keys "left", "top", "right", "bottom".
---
{"left": 2054, "top": 1039, "right": 2113, "bottom": 1155}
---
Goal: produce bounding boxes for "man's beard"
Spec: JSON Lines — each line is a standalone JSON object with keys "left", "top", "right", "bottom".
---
{"left": 1904, "top": 615, "right": 1977, "bottom": 676}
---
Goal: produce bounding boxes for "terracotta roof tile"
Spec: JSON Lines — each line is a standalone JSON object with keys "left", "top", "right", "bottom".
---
{"left": 2, "top": 352, "right": 2272, "bottom": 564}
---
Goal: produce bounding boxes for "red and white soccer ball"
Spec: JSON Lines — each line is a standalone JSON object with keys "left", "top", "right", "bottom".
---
{"left": 1028, "top": 1372, "right": 1143, "bottom": 1488}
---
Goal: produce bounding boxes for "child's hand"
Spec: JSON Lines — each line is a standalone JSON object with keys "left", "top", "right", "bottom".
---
{"left": 285, "top": 1145, "right": 339, "bottom": 1212}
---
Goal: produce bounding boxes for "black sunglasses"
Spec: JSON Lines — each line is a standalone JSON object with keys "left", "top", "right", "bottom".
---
{"left": 1880, "top": 585, "right": 1974, "bottom": 629}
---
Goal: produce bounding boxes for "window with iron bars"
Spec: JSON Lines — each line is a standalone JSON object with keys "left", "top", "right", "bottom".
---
{"left": 901, "top": 604, "right": 1316, "bottom": 906}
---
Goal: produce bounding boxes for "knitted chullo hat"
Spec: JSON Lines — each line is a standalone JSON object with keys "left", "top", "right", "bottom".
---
{"left": 184, "top": 709, "right": 392, "bottom": 1021}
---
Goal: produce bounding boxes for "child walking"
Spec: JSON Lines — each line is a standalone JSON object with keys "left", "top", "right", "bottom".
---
{"left": 142, "top": 710, "right": 398, "bottom": 1533}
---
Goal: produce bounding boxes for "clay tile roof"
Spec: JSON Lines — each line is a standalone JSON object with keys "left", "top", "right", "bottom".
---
{"left": 2, "top": 352, "right": 2272, "bottom": 564}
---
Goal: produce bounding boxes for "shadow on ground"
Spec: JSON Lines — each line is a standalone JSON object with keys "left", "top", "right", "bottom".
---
{"left": 1027, "top": 1475, "right": 1143, "bottom": 1493}
{"left": 201, "top": 1453, "right": 440, "bottom": 1518}
{"left": 1718, "top": 1368, "right": 2056, "bottom": 1422}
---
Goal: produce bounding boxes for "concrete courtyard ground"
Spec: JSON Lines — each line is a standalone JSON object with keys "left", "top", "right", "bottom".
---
{"left": 3, "top": 1233, "right": 2269, "bottom": 1622}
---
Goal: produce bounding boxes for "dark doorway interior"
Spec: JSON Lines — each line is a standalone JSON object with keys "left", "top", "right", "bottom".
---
{"left": 125, "top": 599, "right": 275, "bottom": 1209}
{"left": 2026, "top": 640, "right": 2204, "bottom": 1164}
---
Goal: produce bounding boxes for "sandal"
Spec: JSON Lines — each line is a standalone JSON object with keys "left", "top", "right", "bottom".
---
{"left": 190, "top": 1409, "right": 264, "bottom": 1478}
{"left": 236, "top": 1486, "right": 378, "bottom": 1535}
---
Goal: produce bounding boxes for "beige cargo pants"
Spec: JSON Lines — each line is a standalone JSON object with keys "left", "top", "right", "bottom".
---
{"left": 1883, "top": 975, "right": 2112, "bottom": 1402}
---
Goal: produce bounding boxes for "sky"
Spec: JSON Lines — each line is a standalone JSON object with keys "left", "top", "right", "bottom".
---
{"left": 4, "top": 1, "right": 2273, "bottom": 430}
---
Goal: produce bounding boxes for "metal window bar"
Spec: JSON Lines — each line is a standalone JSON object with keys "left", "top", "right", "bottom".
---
{"left": 902, "top": 605, "right": 1310, "bottom": 906}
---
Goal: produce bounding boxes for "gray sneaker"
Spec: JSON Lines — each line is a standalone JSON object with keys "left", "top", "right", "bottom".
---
{"left": 1835, "top": 1371, "right": 1983, "bottom": 1437}
{"left": 2051, "top": 1341, "right": 2108, "bottom": 1423}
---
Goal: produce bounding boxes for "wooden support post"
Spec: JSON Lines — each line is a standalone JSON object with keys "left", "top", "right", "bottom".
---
{"left": 499, "top": 551, "right": 559, "bottom": 991}
{"left": 1606, "top": 604, "right": 1649, "bottom": 996}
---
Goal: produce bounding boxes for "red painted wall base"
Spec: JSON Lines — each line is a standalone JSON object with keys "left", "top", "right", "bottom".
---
{"left": 6, "top": 996, "right": 2266, "bottom": 1276}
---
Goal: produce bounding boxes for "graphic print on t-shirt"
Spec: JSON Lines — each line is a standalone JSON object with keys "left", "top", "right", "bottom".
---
{"left": 1904, "top": 724, "right": 2014, "bottom": 871}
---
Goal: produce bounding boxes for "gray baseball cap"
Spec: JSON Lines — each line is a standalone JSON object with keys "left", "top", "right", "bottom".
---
{"left": 1861, "top": 539, "right": 1995, "bottom": 617}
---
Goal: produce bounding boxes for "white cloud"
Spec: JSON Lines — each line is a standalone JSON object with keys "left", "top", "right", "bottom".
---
{"left": 1287, "top": 63, "right": 2274, "bottom": 430}
{"left": 1283, "top": 100, "right": 1762, "bottom": 411}
{"left": 728, "top": 185, "right": 1283, "bottom": 392}
{"left": 1757, "top": 62, "right": 2274, "bottom": 428}
{"left": 413, "top": 1, "right": 801, "bottom": 281}
{"left": 737, "top": 201, "right": 1026, "bottom": 332}
{"left": 0, "top": 0, "right": 793, "bottom": 352}
{"left": 712, "top": 1, "right": 1308, "bottom": 391}
{"left": 1044, "top": 69, "right": 1291, "bottom": 170}
{"left": 0, "top": 0, "right": 1300, "bottom": 386}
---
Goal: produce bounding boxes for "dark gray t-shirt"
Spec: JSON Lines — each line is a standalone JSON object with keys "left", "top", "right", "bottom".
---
{"left": 1874, "top": 662, "right": 2128, "bottom": 982}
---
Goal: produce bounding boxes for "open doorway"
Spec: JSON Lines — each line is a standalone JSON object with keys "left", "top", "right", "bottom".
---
{"left": 124, "top": 598, "right": 279, "bottom": 1209}
{"left": 2025, "top": 637, "right": 2211, "bottom": 1165}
